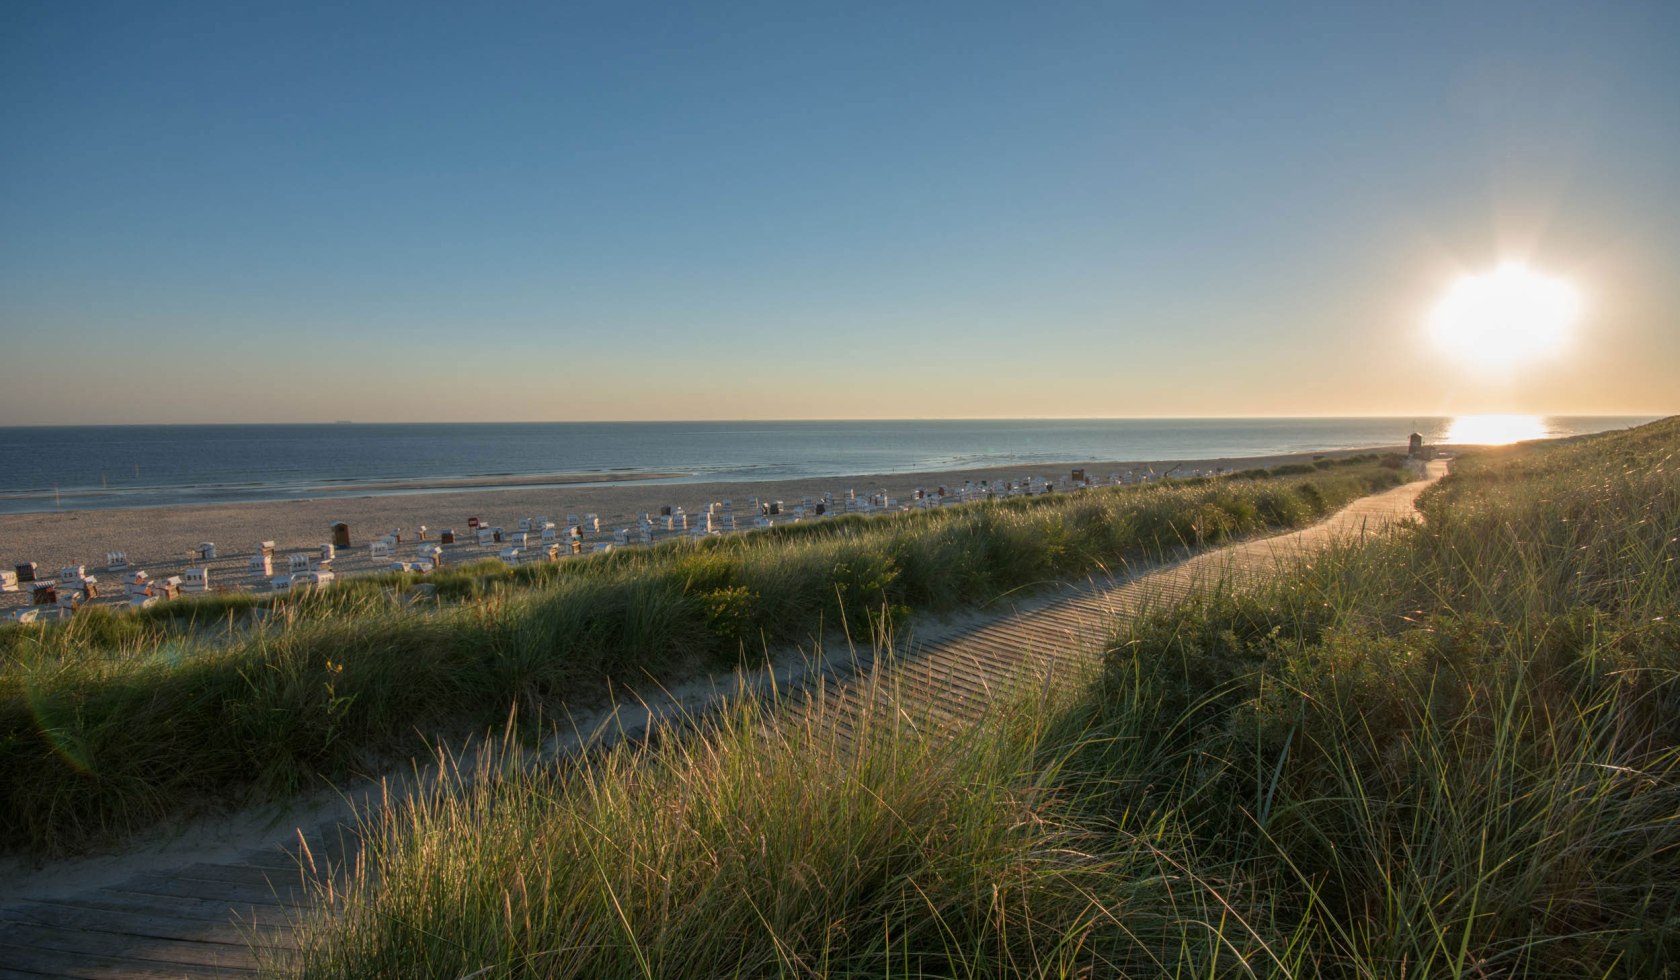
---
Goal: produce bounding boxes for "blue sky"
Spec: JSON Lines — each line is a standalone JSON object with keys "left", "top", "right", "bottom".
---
{"left": 2, "top": 1, "right": 1676, "bottom": 422}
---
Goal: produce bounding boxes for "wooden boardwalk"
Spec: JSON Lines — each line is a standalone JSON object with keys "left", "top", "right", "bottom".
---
{"left": 0, "top": 464, "right": 1442, "bottom": 978}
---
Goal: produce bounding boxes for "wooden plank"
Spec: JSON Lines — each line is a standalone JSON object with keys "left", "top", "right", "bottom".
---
{"left": 0, "top": 940, "right": 253, "bottom": 979}
{"left": 20, "top": 892, "right": 290, "bottom": 927}
{"left": 0, "top": 921, "right": 259, "bottom": 972}
{"left": 107, "top": 873, "right": 306, "bottom": 907}
{"left": 1, "top": 901, "right": 297, "bottom": 951}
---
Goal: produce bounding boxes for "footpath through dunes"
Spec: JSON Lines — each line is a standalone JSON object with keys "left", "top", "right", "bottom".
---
{"left": 0, "top": 462, "right": 1446, "bottom": 980}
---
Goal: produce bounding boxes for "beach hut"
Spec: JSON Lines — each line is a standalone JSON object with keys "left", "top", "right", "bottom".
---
{"left": 331, "top": 523, "right": 351, "bottom": 548}
{"left": 1409, "top": 432, "right": 1425, "bottom": 457}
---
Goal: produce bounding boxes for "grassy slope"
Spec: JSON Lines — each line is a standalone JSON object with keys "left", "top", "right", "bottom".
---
{"left": 1, "top": 459, "right": 1401, "bottom": 856}
{"left": 287, "top": 418, "right": 1678, "bottom": 978}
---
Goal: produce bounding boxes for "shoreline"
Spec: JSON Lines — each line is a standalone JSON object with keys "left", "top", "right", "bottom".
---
{"left": 0, "top": 445, "right": 1402, "bottom": 616}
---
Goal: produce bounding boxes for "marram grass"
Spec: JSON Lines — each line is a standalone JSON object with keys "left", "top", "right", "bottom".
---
{"left": 1, "top": 459, "right": 1401, "bottom": 855}
{"left": 283, "top": 417, "right": 1679, "bottom": 977}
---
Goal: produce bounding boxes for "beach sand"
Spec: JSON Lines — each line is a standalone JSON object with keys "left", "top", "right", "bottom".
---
{"left": 0, "top": 446, "right": 1398, "bottom": 616}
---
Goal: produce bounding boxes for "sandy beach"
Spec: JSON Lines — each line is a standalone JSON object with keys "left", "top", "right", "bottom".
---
{"left": 0, "top": 446, "right": 1398, "bottom": 616}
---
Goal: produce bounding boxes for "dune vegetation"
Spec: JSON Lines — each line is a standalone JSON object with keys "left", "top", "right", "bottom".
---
{"left": 0, "top": 458, "right": 1402, "bottom": 856}
{"left": 283, "top": 418, "right": 1678, "bottom": 978}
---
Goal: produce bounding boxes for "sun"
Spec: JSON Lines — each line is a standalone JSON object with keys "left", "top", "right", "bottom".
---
{"left": 1429, "top": 263, "right": 1581, "bottom": 371}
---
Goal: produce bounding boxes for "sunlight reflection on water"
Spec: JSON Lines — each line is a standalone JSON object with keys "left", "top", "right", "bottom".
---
{"left": 1442, "top": 414, "right": 1550, "bottom": 445}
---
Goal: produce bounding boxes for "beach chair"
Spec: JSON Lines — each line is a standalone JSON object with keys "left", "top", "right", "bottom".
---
{"left": 14, "top": 562, "right": 37, "bottom": 584}
{"left": 476, "top": 528, "right": 495, "bottom": 547}
{"left": 158, "top": 576, "right": 182, "bottom": 600}
{"left": 182, "top": 567, "right": 210, "bottom": 593}
{"left": 251, "top": 554, "right": 273, "bottom": 576}
{"left": 499, "top": 547, "right": 520, "bottom": 563}
{"left": 59, "top": 566, "right": 86, "bottom": 586}
{"left": 288, "top": 553, "right": 311, "bottom": 573}
{"left": 541, "top": 526, "right": 557, "bottom": 543}
{"left": 0, "top": 571, "right": 16, "bottom": 593}
{"left": 369, "top": 540, "right": 391, "bottom": 559}
{"left": 321, "top": 543, "right": 336, "bottom": 562}
{"left": 125, "top": 570, "right": 152, "bottom": 597}
{"left": 31, "top": 583, "right": 58, "bottom": 606}
{"left": 259, "top": 541, "right": 276, "bottom": 558}
{"left": 585, "top": 513, "right": 599, "bottom": 532}
{"left": 77, "top": 575, "right": 98, "bottom": 599}
{"left": 106, "top": 550, "right": 129, "bottom": 571}
{"left": 309, "top": 569, "right": 336, "bottom": 587}
{"left": 270, "top": 574, "right": 296, "bottom": 593}
{"left": 197, "top": 543, "right": 217, "bottom": 561}
{"left": 518, "top": 518, "right": 532, "bottom": 533}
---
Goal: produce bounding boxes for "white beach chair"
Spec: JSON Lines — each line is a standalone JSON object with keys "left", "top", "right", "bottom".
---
{"left": 288, "top": 553, "right": 311, "bottom": 573}
{"left": 369, "top": 540, "right": 392, "bottom": 559}
{"left": 321, "top": 543, "right": 336, "bottom": 562}
{"left": 182, "top": 567, "right": 210, "bottom": 593}
{"left": 476, "top": 529, "right": 496, "bottom": 547}
{"left": 106, "top": 550, "right": 129, "bottom": 571}
{"left": 0, "top": 571, "right": 16, "bottom": 593}
{"left": 270, "top": 574, "right": 295, "bottom": 593}
{"left": 58, "top": 566, "right": 86, "bottom": 586}
{"left": 197, "top": 543, "right": 217, "bottom": 560}
{"left": 250, "top": 554, "right": 273, "bottom": 576}
{"left": 499, "top": 547, "right": 520, "bottom": 563}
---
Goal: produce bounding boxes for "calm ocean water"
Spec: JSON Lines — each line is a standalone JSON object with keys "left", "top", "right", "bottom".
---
{"left": 0, "top": 417, "right": 1657, "bottom": 515}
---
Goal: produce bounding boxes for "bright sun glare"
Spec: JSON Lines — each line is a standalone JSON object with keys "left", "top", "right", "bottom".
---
{"left": 1430, "top": 263, "right": 1581, "bottom": 371}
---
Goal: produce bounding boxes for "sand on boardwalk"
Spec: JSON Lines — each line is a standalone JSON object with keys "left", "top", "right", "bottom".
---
{"left": 0, "top": 447, "right": 1399, "bottom": 616}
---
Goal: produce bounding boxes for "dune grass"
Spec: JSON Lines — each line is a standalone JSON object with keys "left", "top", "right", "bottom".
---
{"left": 282, "top": 418, "right": 1678, "bottom": 977}
{"left": 0, "top": 460, "right": 1401, "bottom": 856}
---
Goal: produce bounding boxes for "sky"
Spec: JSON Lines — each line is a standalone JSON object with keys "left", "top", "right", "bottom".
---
{"left": 2, "top": 1, "right": 1676, "bottom": 424}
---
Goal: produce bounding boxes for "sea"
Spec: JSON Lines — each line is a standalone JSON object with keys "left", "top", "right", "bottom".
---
{"left": 0, "top": 416, "right": 1658, "bottom": 516}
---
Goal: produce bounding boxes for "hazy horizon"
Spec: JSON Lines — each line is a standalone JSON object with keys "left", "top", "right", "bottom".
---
{"left": 3, "top": 2, "right": 1676, "bottom": 425}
